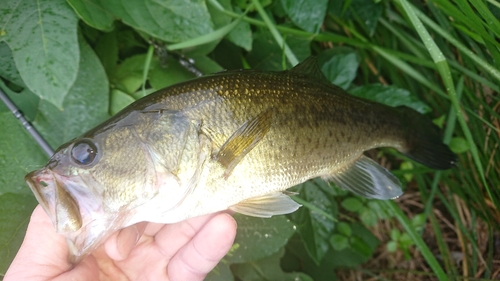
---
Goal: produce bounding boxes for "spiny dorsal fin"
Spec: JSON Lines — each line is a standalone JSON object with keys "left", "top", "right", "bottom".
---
{"left": 289, "top": 56, "right": 329, "bottom": 82}
{"left": 229, "top": 192, "right": 301, "bottom": 217}
{"left": 214, "top": 109, "right": 272, "bottom": 178}
{"left": 322, "top": 155, "right": 402, "bottom": 200}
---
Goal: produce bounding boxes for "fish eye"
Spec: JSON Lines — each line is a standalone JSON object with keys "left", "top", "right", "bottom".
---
{"left": 70, "top": 139, "right": 98, "bottom": 166}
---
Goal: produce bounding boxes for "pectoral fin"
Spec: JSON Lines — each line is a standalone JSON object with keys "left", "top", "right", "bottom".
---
{"left": 215, "top": 110, "right": 272, "bottom": 178}
{"left": 323, "top": 156, "right": 402, "bottom": 200}
{"left": 229, "top": 192, "right": 301, "bottom": 217}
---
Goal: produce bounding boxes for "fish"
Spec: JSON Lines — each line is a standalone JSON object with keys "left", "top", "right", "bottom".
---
{"left": 25, "top": 57, "right": 457, "bottom": 262}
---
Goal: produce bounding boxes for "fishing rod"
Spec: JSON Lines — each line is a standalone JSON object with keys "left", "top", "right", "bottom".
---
{"left": 0, "top": 88, "right": 54, "bottom": 157}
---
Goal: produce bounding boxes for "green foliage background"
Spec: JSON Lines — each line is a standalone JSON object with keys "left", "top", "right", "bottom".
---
{"left": 1, "top": 0, "right": 499, "bottom": 280}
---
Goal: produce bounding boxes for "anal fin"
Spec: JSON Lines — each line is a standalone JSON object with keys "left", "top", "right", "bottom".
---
{"left": 229, "top": 192, "right": 301, "bottom": 218}
{"left": 324, "top": 156, "right": 402, "bottom": 200}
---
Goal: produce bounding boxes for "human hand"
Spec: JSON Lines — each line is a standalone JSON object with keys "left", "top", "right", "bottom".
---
{"left": 4, "top": 205, "right": 237, "bottom": 281}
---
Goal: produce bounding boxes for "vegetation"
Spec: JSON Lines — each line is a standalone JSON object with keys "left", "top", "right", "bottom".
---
{"left": 1, "top": 0, "right": 499, "bottom": 280}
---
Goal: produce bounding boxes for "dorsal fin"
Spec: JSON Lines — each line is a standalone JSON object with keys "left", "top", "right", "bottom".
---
{"left": 289, "top": 56, "right": 329, "bottom": 82}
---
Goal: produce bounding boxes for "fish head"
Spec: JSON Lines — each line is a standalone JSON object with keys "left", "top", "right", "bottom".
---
{"left": 25, "top": 127, "right": 159, "bottom": 262}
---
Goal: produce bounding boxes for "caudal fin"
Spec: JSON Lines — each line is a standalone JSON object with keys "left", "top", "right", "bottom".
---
{"left": 397, "top": 106, "right": 457, "bottom": 170}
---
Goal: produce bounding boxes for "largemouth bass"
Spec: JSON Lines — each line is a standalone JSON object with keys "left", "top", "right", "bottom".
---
{"left": 25, "top": 57, "right": 456, "bottom": 262}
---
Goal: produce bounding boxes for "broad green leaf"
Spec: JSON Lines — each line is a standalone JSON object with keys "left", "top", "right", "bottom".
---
{"left": 330, "top": 223, "right": 379, "bottom": 267}
{"left": 290, "top": 182, "right": 336, "bottom": 265}
{"left": 0, "top": 112, "right": 48, "bottom": 195}
{"left": 94, "top": 31, "right": 119, "bottom": 79}
{"left": 319, "top": 47, "right": 360, "bottom": 90}
{"left": 349, "top": 235, "right": 372, "bottom": 257}
{"left": 33, "top": 35, "right": 109, "bottom": 148}
{"left": 280, "top": 0, "right": 328, "bottom": 33}
{"left": 336, "top": 222, "right": 352, "bottom": 236}
{"left": 149, "top": 57, "right": 196, "bottom": 90}
{"left": 232, "top": 248, "right": 313, "bottom": 281}
{"left": 0, "top": 84, "right": 40, "bottom": 121}
{"left": 225, "top": 214, "right": 296, "bottom": 263}
{"left": 0, "top": 193, "right": 37, "bottom": 275}
{"left": 0, "top": 0, "right": 79, "bottom": 109}
{"left": 205, "top": 261, "right": 234, "bottom": 281}
{"left": 341, "top": 197, "right": 363, "bottom": 212}
{"left": 390, "top": 229, "right": 401, "bottom": 241}
{"left": 329, "top": 234, "right": 348, "bottom": 251}
{"left": 0, "top": 42, "right": 24, "bottom": 87}
{"left": 386, "top": 241, "right": 398, "bottom": 252}
{"left": 449, "top": 137, "right": 469, "bottom": 153}
{"left": 246, "top": 31, "right": 310, "bottom": 71}
{"left": 349, "top": 84, "right": 432, "bottom": 114}
{"left": 328, "top": 0, "right": 383, "bottom": 36}
{"left": 113, "top": 54, "right": 150, "bottom": 95}
{"left": 285, "top": 235, "right": 339, "bottom": 281}
{"left": 67, "top": 0, "right": 115, "bottom": 31}
{"left": 100, "top": 0, "right": 214, "bottom": 43}
{"left": 359, "top": 207, "right": 378, "bottom": 226}
{"left": 110, "top": 89, "right": 135, "bottom": 115}
{"left": 227, "top": 20, "right": 253, "bottom": 51}
{"left": 190, "top": 54, "right": 224, "bottom": 74}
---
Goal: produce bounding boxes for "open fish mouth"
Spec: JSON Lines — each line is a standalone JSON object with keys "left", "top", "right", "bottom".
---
{"left": 26, "top": 169, "right": 83, "bottom": 234}
{"left": 25, "top": 169, "right": 132, "bottom": 262}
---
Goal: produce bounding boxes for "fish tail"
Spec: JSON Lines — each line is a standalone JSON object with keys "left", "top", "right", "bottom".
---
{"left": 396, "top": 106, "right": 457, "bottom": 170}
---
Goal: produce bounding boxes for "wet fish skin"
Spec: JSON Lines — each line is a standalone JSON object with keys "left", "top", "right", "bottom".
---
{"left": 25, "top": 57, "right": 456, "bottom": 261}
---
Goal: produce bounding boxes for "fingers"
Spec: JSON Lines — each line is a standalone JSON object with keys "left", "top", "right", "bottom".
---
{"left": 167, "top": 213, "right": 237, "bottom": 281}
{"left": 104, "top": 222, "right": 148, "bottom": 260}
{"left": 4, "top": 205, "right": 100, "bottom": 281}
{"left": 152, "top": 213, "right": 219, "bottom": 260}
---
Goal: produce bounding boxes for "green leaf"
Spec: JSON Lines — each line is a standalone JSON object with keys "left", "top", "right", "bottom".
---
{"left": 349, "top": 84, "right": 432, "bottom": 114}
{"left": 336, "top": 222, "right": 352, "bottom": 236}
{"left": 319, "top": 47, "right": 360, "bottom": 90}
{"left": 0, "top": 193, "right": 37, "bottom": 275}
{"left": 329, "top": 234, "right": 349, "bottom": 251}
{"left": 112, "top": 54, "right": 150, "bottom": 94}
{"left": 149, "top": 57, "right": 196, "bottom": 90}
{"left": 359, "top": 206, "right": 378, "bottom": 226}
{"left": 232, "top": 248, "right": 313, "bottom": 281}
{"left": 110, "top": 89, "right": 135, "bottom": 115}
{"left": 330, "top": 223, "right": 379, "bottom": 267}
{"left": 400, "top": 160, "right": 414, "bottom": 182}
{"left": 449, "top": 137, "right": 470, "bottom": 154}
{"left": 227, "top": 20, "right": 253, "bottom": 51}
{"left": 190, "top": 54, "right": 224, "bottom": 74}
{"left": 280, "top": 0, "right": 328, "bottom": 33}
{"left": 100, "top": 0, "right": 214, "bottom": 43}
{"left": 0, "top": 42, "right": 24, "bottom": 87}
{"left": 341, "top": 197, "right": 363, "bottom": 212}
{"left": 386, "top": 241, "right": 398, "bottom": 252}
{"left": 390, "top": 229, "right": 401, "bottom": 241}
{"left": 0, "top": 85, "right": 40, "bottom": 121}
{"left": 348, "top": 0, "right": 383, "bottom": 36}
{"left": 246, "top": 31, "right": 310, "bottom": 71}
{"left": 290, "top": 183, "right": 335, "bottom": 265}
{"left": 67, "top": 0, "right": 115, "bottom": 31}
{"left": 349, "top": 236, "right": 372, "bottom": 257}
{"left": 225, "top": 214, "right": 296, "bottom": 263}
{"left": 0, "top": 112, "right": 48, "bottom": 195}
{"left": 33, "top": 35, "right": 109, "bottom": 148}
{"left": 205, "top": 261, "right": 234, "bottom": 281}
{"left": 0, "top": 0, "right": 79, "bottom": 109}
{"left": 94, "top": 31, "right": 119, "bottom": 79}
{"left": 399, "top": 233, "right": 414, "bottom": 247}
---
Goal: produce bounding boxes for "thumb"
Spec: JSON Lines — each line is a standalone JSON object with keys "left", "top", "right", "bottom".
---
{"left": 4, "top": 205, "right": 99, "bottom": 281}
